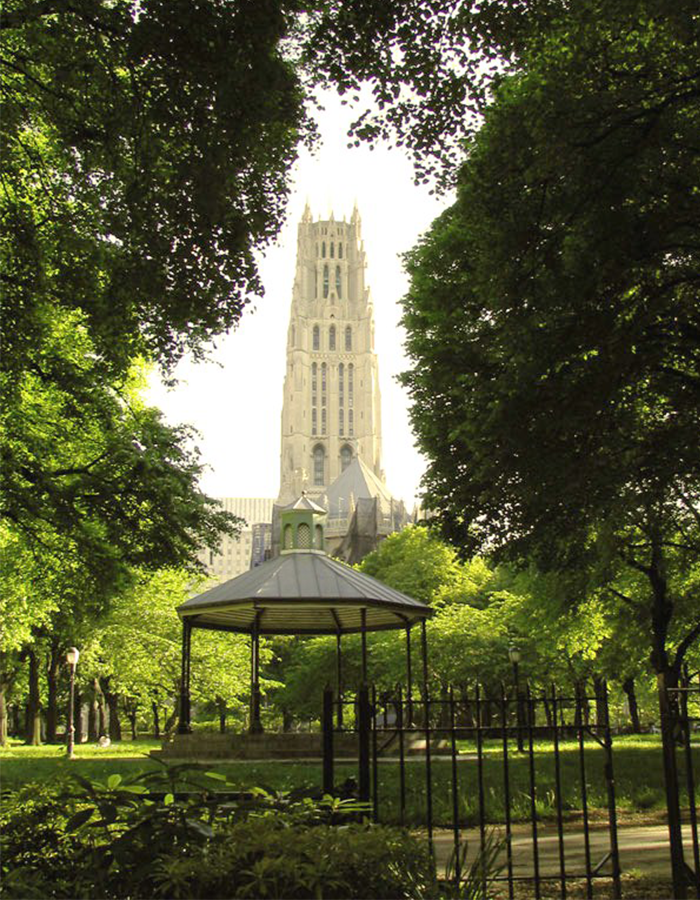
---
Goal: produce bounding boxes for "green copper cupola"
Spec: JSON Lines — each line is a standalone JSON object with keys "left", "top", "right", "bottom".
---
{"left": 280, "top": 492, "right": 327, "bottom": 553}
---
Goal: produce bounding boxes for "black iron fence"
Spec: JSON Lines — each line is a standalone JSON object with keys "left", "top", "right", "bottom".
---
{"left": 669, "top": 667, "right": 700, "bottom": 899}
{"left": 323, "top": 682, "right": 626, "bottom": 898}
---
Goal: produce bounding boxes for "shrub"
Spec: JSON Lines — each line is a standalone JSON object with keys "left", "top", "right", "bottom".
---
{"left": 0, "top": 768, "right": 437, "bottom": 899}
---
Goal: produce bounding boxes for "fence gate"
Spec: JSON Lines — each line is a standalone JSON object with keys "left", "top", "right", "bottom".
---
{"left": 323, "top": 681, "right": 622, "bottom": 898}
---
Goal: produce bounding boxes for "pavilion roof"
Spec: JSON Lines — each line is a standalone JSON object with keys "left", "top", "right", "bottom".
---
{"left": 178, "top": 550, "right": 432, "bottom": 635}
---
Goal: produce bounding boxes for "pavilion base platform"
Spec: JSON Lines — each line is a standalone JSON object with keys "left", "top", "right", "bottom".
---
{"left": 152, "top": 731, "right": 361, "bottom": 761}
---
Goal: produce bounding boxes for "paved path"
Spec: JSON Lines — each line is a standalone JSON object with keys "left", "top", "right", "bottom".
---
{"left": 429, "top": 823, "right": 698, "bottom": 879}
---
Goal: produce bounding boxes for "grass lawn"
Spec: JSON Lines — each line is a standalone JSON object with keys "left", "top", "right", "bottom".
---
{"left": 2, "top": 734, "right": 697, "bottom": 829}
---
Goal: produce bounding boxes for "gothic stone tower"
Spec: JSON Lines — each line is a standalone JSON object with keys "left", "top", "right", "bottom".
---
{"left": 277, "top": 205, "right": 384, "bottom": 504}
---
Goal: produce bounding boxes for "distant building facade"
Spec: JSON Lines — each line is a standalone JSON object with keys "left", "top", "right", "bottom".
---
{"left": 198, "top": 497, "right": 274, "bottom": 582}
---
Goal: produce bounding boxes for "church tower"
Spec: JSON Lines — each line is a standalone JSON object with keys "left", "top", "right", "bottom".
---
{"left": 277, "top": 205, "right": 384, "bottom": 504}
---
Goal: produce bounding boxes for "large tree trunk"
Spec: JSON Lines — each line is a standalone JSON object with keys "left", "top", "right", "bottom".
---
{"left": 74, "top": 689, "right": 83, "bottom": 744}
{"left": 0, "top": 683, "right": 7, "bottom": 747}
{"left": 25, "top": 649, "right": 42, "bottom": 745}
{"left": 645, "top": 532, "right": 687, "bottom": 898}
{"left": 216, "top": 696, "right": 227, "bottom": 734}
{"left": 10, "top": 704, "right": 21, "bottom": 737}
{"left": 45, "top": 641, "right": 61, "bottom": 743}
{"left": 89, "top": 678, "right": 107, "bottom": 739}
{"left": 101, "top": 678, "right": 122, "bottom": 742}
{"left": 622, "top": 677, "right": 641, "bottom": 732}
{"left": 88, "top": 685, "right": 98, "bottom": 741}
{"left": 593, "top": 675, "right": 608, "bottom": 728}
{"left": 126, "top": 705, "right": 138, "bottom": 741}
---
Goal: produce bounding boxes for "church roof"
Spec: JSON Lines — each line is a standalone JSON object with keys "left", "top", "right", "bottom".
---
{"left": 324, "top": 457, "right": 394, "bottom": 518}
{"left": 178, "top": 550, "right": 432, "bottom": 635}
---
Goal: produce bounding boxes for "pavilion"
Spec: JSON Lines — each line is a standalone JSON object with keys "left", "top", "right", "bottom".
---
{"left": 173, "top": 494, "right": 433, "bottom": 746}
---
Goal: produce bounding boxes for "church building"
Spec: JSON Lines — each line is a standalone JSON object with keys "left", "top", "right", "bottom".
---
{"left": 199, "top": 205, "right": 410, "bottom": 582}
{"left": 274, "top": 205, "right": 408, "bottom": 561}
{"left": 277, "top": 204, "right": 383, "bottom": 502}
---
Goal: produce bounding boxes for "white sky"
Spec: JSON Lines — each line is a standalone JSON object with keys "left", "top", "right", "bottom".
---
{"left": 147, "top": 92, "right": 452, "bottom": 508}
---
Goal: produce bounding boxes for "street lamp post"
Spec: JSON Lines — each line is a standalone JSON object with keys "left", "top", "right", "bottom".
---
{"left": 508, "top": 646, "right": 525, "bottom": 752}
{"left": 66, "top": 647, "right": 80, "bottom": 759}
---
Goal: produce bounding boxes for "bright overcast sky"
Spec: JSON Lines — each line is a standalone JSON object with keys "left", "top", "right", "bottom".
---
{"left": 147, "top": 91, "right": 453, "bottom": 508}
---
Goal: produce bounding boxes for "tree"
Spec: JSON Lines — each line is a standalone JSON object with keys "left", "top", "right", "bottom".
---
{"left": 81, "top": 568, "right": 255, "bottom": 737}
{"left": 2, "top": 0, "right": 312, "bottom": 373}
{"left": 400, "top": 7, "right": 700, "bottom": 892}
{"left": 2, "top": 304, "right": 239, "bottom": 583}
{"left": 358, "top": 525, "right": 476, "bottom": 604}
{"left": 401, "top": 2, "right": 700, "bottom": 672}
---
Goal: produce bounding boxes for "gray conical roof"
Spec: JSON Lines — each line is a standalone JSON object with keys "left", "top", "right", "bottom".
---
{"left": 178, "top": 551, "right": 432, "bottom": 635}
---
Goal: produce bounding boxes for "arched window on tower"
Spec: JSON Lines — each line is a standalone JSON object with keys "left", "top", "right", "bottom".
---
{"left": 322, "top": 407, "right": 327, "bottom": 434}
{"left": 311, "top": 362, "right": 318, "bottom": 435}
{"left": 348, "top": 409, "right": 354, "bottom": 437}
{"left": 313, "top": 325, "right": 320, "bottom": 351}
{"left": 338, "top": 242, "right": 343, "bottom": 258}
{"left": 338, "top": 362, "right": 345, "bottom": 435}
{"left": 345, "top": 325, "right": 352, "bottom": 351}
{"left": 330, "top": 242, "right": 335, "bottom": 258}
{"left": 336, "top": 265, "right": 342, "bottom": 298}
{"left": 321, "top": 363, "right": 327, "bottom": 436}
{"left": 340, "top": 444, "right": 353, "bottom": 472}
{"left": 313, "top": 445, "right": 325, "bottom": 485}
{"left": 323, "top": 265, "right": 329, "bottom": 298}
{"left": 322, "top": 241, "right": 326, "bottom": 257}
{"left": 329, "top": 325, "right": 336, "bottom": 351}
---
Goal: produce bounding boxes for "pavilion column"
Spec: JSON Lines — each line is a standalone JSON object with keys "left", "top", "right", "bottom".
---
{"left": 421, "top": 619, "right": 429, "bottom": 690}
{"left": 406, "top": 625, "right": 413, "bottom": 727}
{"left": 250, "top": 613, "right": 263, "bottom": 734}
{"left": 336, "top": 631, "right": 343, "bottom": 728}
{"left": 177, "top": 619, "right": 192, "bottom": 734}
{"left": 360, "top": 608, "right": 368, "bottom": 685}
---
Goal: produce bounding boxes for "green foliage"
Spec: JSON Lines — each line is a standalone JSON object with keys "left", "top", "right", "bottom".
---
{"left": 2, "top": 0, "right": 311, "bottom": 372}
{"left": 0, "top": 769, "right": 435, "bottom": 900}
{"left": 399, "top": 0, "right": 700, "bottom": 679}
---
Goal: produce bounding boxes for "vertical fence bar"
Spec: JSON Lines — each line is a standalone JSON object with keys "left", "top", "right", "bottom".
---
{"left": 475, "top": 683, "right": 487, "bottom": 896}
{"left": 361, "top": 608, "right": 368, "bottom": 684}
{"left": 421, "top": 621, "right": 433, "bottom": 846}
{"left": 449, "top": 686, "right": 462, "bottom": 886}
{"left": 178, "top": 619, "right": 192, "bottom": 733}
{"left": 406, "top": 626, "right": 413, "bottom": 727}
{"left": 681, "top": 668, "right": 700, "bottom": 898}
{"left": 602, "top": 682, "right": 622, "bottom": 899}
{"left": 551, "top": 686, "right": 567, "bottom": 899}
{"left": 397, "top": 684, "right": 406, "bottom": 827}
{"left": 575, "top": 684, "right": 593, "bottom": 900}
{"left": 499, "top": 683, "right": 515, "bottom": 899}
{"left": 526, "top": 683, "right": 541, "bottom": 899}
{"left": 322, "top": 684, "right": 334, "bottom": 796}
{"left": 336, "top": 632, "right": 344, "bottom": 729}
{"left": 372, "top": 685, "right": 379, "bottom": 822}
{"left": 358, "top": 684, "right": 371, "bottom": 804}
